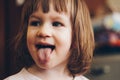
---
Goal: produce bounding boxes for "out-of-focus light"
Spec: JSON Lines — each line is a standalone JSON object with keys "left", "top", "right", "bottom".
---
{"left": 16, "top": 0, "right": 25, "bottom": 6}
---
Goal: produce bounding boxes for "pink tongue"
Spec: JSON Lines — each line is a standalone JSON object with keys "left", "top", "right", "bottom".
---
{"left": 38, "top": 48, "right": 52, "bottom": 63}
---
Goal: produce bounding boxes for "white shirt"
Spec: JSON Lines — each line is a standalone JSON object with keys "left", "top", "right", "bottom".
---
{"left": 4, "top": 68, "right": 89, "bottom": 80}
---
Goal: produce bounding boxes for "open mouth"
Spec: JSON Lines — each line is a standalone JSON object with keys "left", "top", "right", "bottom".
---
{"left": 36, "top": 44, "right": 55, "bottom": 62}
{"left": 36, "top": 44, "right": 55, "bottom": 51}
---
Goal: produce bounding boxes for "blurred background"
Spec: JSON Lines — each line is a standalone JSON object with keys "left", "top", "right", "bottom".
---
{"left": 0, "top": 0, "right": 120, "bottom": 80}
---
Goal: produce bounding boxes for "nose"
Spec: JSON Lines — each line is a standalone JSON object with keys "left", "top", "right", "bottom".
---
{"left": 36, "top": 24, "right": 52, "bottom": 38}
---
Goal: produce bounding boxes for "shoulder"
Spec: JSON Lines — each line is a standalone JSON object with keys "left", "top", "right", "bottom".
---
{"left": 4, "top": 70, "right": 23, "bottom": 80}
{"left": 4, "top": 68, "right": 26, "bottom": 80}
{"left": 74, "top": 75, "right": 89, "bottom": 80}
{"left": 4, "top": 68, "right": 41, "bottom": 80}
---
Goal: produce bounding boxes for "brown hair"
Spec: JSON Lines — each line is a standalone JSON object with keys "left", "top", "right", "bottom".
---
{"left": 15, "top": 0, "right": 94, "bottom": 75}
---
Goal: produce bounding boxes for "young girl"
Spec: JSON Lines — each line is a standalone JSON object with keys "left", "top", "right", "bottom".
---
{"left": 4, "top": 0, "right": 94, "bottom": 80}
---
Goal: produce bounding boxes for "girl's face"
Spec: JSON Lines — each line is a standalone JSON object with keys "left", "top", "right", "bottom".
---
{"left": 27, "top": 4, "right": 72, "bottom": 69}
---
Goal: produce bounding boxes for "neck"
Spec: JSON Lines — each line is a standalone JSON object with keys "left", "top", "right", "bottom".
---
{"left": 27, "top": 65, "right": 73, "bottom": 80}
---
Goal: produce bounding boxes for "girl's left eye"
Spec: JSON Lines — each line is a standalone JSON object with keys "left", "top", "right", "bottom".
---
{"left": 52, "top": 22, "right": 63, "bottom": 27}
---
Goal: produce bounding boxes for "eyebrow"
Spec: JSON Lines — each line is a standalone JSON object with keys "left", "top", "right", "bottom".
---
{"left": 29, "top": 15, "right": 41, "bottom": 20}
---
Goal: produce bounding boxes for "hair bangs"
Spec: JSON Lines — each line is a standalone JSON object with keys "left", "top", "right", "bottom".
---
{"left": 35, "top": 0, "right": 69, "bottom": 13}
{"left": 22, "top": 0, "right": 39, "bottom": 23}
{"left": 23, "top": 0, "right": 70, "bottom": 18}
{"left": 52, "top": 0, "right": 68, "bottom": 13}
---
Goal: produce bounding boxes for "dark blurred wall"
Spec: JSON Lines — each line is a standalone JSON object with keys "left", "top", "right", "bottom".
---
{"left": 0, "top": 0, "right": 5, "bottom": 79}
{"left": 0, "top": 0, "right": 22, "bottom": 79}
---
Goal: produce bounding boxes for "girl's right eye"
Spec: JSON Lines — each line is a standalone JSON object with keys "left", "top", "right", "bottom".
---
{"left": 29, "top": 21, "right": 41, "bottom": 26}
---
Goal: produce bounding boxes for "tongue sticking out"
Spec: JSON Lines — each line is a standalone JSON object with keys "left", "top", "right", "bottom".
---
{"left": 38, "top": 48, "right": 52, "bottom": 63}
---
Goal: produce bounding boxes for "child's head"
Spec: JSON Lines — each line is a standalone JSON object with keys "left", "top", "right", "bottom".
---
{"left": 15, "top": 0, "right": 94, "bottom": 76}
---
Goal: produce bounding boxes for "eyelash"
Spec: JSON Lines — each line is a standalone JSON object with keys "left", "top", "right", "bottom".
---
{"left": 29, "top": 21, "right": 41, "bottom": 26}
{"left": 52, "top": 21, "right": 63, "bottom": 27}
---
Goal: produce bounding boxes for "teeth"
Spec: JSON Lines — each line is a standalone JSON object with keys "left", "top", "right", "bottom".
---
{"left": 36, "top": 44, "right": 55, "bottom": 50}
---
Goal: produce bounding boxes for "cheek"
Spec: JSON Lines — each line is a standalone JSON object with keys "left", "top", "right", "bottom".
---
{"left": 27, "top": 32, "right": 32, "bottom": 46}
{"left": 27, "top": 29, "right": 36, "bottom": 52}
{"left": 63, "top": 30, "right": 72, "bottom": 45}
{"left": 56, "top": 30, "right": 72, "bottom": 50}
{"left": 27, "top": 28, "right": 36, "bottom": 44}
{"left": 27, "top": 30, "right": 37, "bottom": 58}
